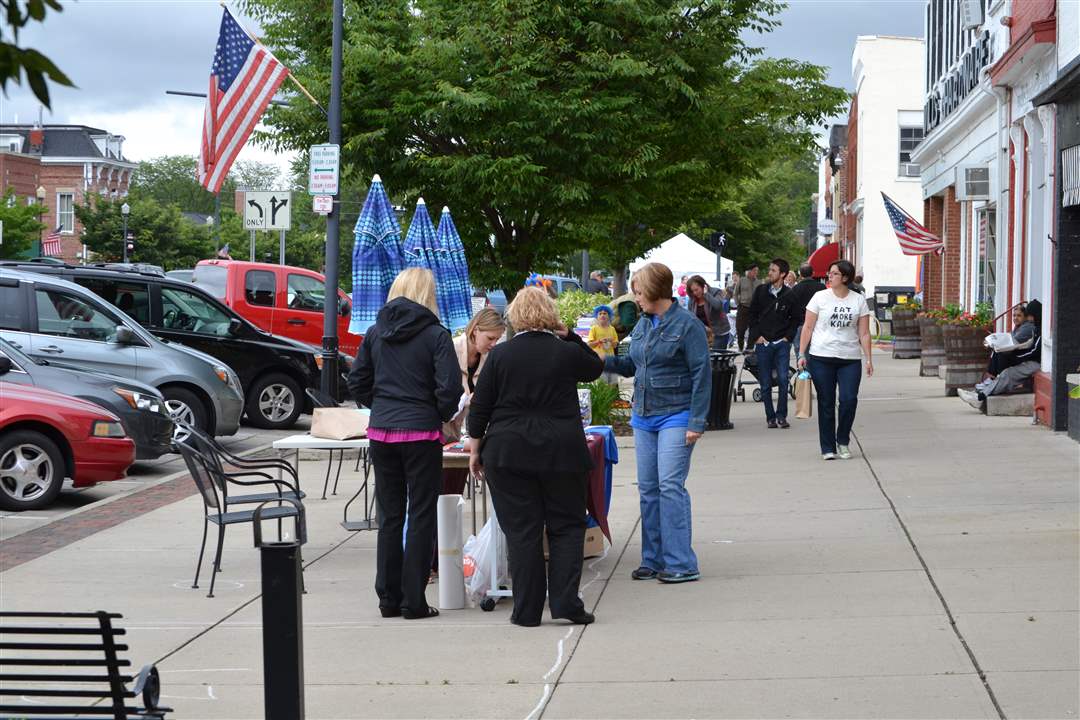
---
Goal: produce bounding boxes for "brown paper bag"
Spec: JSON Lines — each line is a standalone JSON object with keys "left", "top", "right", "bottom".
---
{"left": 310, "top": 407, "right": 369, "bottom": 440}
{"left": 794, "top": 375, "right": 813, "bottom": 419}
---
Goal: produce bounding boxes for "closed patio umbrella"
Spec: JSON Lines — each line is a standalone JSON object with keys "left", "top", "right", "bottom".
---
{"left": 436, "top": 206, "right": 472, "bottom": 331}
{"left": 350, "top": 174, "right": 405, "bottom": 334}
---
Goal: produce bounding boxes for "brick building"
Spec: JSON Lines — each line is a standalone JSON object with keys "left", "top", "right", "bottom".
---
{"left": 0, "top": 124, "right": 136, "bottom": 261}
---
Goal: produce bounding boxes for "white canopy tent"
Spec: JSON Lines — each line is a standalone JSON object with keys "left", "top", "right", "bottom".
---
{"left": 629, "top": 233, "right": 734, "bottom": 292}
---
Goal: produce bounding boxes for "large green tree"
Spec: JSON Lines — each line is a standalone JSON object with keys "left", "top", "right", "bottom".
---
{"left": 75, "top": 196, "right": 214, "bottom": 269}
{"left": 0, "top": 189, "right": 43, "bottom": 258}
{"left": 241, "top": 0, "right": 844, "bottom": 295}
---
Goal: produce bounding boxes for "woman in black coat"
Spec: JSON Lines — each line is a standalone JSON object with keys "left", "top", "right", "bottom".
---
{"left": 468, "top": 287, "right": 604, "bottom": 626}
{"left": 348, "top": 268, "right": 463, "bottom": 620}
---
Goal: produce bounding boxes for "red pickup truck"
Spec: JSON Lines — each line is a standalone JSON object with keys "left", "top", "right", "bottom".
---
{"left": 192, "top": 260, "right": 362, "bottom": 357}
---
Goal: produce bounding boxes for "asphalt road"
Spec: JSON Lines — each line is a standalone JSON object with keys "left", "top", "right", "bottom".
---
{"left": 0, "top": 417, "right": 310, "bottom": 542}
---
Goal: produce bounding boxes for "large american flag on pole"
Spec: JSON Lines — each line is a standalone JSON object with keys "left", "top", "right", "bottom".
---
{"left": 42, "top": 226, "right": 63, "bottom": 257}
{"left": 882, "top": 192, "right": 945, "bottom": 256}
{"left": 197, "top": 8, "right": 288, "bottom": 194}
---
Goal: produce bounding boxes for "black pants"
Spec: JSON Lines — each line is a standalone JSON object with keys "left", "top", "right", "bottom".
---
{"left": 987, "top": 350, "right": 1021, "bottom": 377}
{"left": 486, "top": 466, "right": 587, "bottom": 625}
{"left": 736, "top": 305, "right": 752, "bottom": 351}
{"left": 370, "top": 439, "right": 441, "bottom": 615}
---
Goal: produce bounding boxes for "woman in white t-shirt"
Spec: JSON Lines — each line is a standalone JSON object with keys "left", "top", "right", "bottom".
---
{"left": 796, "top": 260, "right": 873, "bottom": 460}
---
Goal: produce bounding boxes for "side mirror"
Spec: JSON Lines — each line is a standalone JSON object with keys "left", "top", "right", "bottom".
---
{"left": 227, "top": 317, "right": 243, "bottom": 336}
{"left": 0, "top": 355, "right": 11, "bottom": 374}
{"left": 338, "top": 297, "right": 350, "bottom": 317}
{"left": 114, "top": 325, "right": 137, "bottom": 345}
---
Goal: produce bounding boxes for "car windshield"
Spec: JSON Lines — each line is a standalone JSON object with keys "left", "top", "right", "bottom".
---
{"left": 192, "top": 265, "right": 228, "bottom": 299}
{"left": 160, "top": 286, "right": 234, "bottom": 336}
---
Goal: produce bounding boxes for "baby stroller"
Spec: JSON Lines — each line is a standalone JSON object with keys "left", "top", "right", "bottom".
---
{"left": 736, "top": 349, "right": 798, "bottom": 403}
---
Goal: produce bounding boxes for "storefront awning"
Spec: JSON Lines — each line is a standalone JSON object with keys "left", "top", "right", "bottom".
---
{"left": 807, "top": 242, "right": 840, "bottom": 279}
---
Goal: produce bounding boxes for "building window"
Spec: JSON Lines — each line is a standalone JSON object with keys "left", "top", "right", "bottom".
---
{"left": 899, "top": 126, "right": 924, "bottom": 176}
{"left": 976, "top": 207, "right": 996, "bottom": 304}
{"left": 57, "top": 192, "right": 74, "bottom": 233}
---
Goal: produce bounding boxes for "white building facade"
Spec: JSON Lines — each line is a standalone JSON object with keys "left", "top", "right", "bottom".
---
{"left": 847, "top": 36, "right": 926, "bottom": 296}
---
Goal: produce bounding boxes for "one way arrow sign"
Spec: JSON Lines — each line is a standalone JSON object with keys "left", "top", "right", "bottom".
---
{"left": 243, "top": 190, "right": 292, "bottom": 231}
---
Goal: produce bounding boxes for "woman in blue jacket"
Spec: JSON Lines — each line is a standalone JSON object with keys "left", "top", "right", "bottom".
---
{"left": 606, "top": 262, "right": 711, "bottom": 583}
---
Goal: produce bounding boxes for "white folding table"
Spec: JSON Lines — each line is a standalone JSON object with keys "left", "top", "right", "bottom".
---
{"left": 272, "top": 435, "right": 374, "bottom": 531}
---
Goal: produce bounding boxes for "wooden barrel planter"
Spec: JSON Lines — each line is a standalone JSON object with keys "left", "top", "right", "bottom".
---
{"left": 918, "top": 318, "right": 944, "bottom": 377}
{"left": 891, "top": 308, "right": 921, "bottom": 359}
{"left": 943, "top": 324, "right": 991, "bottom": 396}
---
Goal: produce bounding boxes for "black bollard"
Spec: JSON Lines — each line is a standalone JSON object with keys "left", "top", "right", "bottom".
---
{"left": 253, "top": 499, "right": 307, "bottom": 720}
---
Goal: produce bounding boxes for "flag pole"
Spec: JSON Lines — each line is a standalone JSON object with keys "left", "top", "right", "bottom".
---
{"left": 220, "top": 1, "right": 327, "bottom": 115}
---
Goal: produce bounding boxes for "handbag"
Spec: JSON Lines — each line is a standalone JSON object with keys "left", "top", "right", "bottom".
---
{"left": 310, "top": 407, "right": 369, "bottom": 440}
{"left": 794, "top": 371, "right": 813, "bottom": 419}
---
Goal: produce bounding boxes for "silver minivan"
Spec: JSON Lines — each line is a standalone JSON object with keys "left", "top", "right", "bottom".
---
{"left": 0, "top": 268, "right": 244, "bottom": 438}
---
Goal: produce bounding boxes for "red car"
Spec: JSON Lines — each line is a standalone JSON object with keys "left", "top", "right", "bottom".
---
{"left": 0, "top": 382, "right": 136, "bottom": 511}
{"left": 192, "top": 259, "right": 362, "bottom": 357}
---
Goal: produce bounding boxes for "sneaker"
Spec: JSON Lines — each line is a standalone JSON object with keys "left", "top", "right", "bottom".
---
{"left": 822, "top": 452, "right": 836, "bottom": 460}
{"left": 657, "top": 571, "right": 700, "bottom": 584}
{"left": 777, "top": 418, "right": 790, "bottom": 429}
{"left": 767, "top": 419, "right": 778, "bottom": 429}
{"left": 631, "top": 567, "right": 658, "bottom": 580}
{"left": 837, "top": 445, "right": 852, "bottom": 460}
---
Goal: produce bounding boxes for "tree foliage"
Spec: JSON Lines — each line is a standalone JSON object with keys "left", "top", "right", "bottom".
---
{"left": 75, "top": 196, "right": 214, "bottom": 269}
{"left": 241, "top": 0, "right": 845, "bottom": 296}
{"left": 0, "top": 0, "right": 72, "bottom": 108}
{"left": 0, "top": 189, "right": 43, "bottom": 259}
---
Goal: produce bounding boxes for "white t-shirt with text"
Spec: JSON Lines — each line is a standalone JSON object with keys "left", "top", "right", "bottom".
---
{"left": 806, "top": 288, "right": 871, "bottom": 360}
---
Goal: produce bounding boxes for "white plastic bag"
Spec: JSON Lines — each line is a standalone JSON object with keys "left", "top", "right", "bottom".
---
{"left": 462, "top": 516, "right": 508, "bottom": 604}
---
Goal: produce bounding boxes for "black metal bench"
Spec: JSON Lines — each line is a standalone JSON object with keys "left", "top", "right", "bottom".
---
{"left": 0, "top": 611, "right": 169, "bottom": 719}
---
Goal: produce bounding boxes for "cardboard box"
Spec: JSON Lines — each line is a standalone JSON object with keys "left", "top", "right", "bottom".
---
{"left": 543, "top": 525, "right": 606, "bottom": 559}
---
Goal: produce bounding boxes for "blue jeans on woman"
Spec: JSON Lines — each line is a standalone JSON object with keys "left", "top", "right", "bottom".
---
{"left": 634, "top": 425, "right": 698, "bottom": 574}
{"left": 807, "top": 354, "right": 862, "bottom": 454}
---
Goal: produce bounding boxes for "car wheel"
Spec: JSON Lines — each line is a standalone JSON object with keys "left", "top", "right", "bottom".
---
{"left": 246, "top": 373, "right": 303, "bottom": 430}
{"left": 0, "top": 430, "right": 66, "bottom": 511}
{"left": 162, "top": 387, "right": 210, "bottom": 443}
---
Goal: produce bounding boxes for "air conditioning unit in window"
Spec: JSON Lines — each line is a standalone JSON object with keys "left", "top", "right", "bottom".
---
{"left": 960, "top": 0, "right": 984, "bottom": 30}
{"left": 899, "top": 162, "right": 921, "bottom": 177}
{"left": 956, "top": 166, "right": 991, "bottom": 200}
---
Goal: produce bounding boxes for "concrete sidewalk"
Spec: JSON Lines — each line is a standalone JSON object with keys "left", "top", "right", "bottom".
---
{"left": 0, "top": 353, "right": 1076, "bottom": 719}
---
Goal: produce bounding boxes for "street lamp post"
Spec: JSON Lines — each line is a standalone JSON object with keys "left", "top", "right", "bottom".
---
{"left": 121, "top": 202, "right": 131, "bottom": 263}
{"left": 319, "top": 0, "right": 343, "bottom": 397}
{"left": 35, "top": 185, "right": 46, "bottom": 257}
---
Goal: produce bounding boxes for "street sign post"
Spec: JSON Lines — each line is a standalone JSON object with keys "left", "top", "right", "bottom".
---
{"left": 308, "top": 144, "right": 340, "bottom": 196}
{"left": 244, "top": 191, "right": 292, "bottom": 231}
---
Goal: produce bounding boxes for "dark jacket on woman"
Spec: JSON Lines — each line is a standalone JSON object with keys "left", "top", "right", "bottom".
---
{"left": 691, "top": 286, "right": 731, "bottom": 338}
{"left": 468, "top": 330, "right": 603, "bottom": 472}
{"left": 347, "top": 297, "right": 463, "bottom": 429}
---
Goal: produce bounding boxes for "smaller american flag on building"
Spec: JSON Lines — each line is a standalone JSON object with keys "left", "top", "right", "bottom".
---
{"left": 882, "top": 192, "right": 944, "bottom": 256}
{"left": 42, "top": 226, "right": 63, "bottom": 257}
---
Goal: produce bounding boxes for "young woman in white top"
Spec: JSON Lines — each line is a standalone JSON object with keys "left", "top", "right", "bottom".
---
{"left": 796, "top": 260, "right": 873, "bottom": 460}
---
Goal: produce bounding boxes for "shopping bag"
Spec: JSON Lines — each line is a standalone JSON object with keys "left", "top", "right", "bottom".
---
{"left": 462, "top": 516, "right": 508, "bottom": 604}
{"left": 794, "top": 371, "right": 813, "bottom": 419}
{"left": 310, "top": 407, "right": 368, "bottom": 440}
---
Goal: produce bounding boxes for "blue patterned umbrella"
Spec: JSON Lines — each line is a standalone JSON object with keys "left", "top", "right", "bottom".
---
{"left": 350, "top": 174, "right": 405, "bottom": 334}
{"left": 404, "top": 198, "right": 469, "bottom": 331}
{"left": 436, "top": 206, "right": 472, "bottom": 331}
{"left": 403, "top": 198, "right": 440, "bottom": 273}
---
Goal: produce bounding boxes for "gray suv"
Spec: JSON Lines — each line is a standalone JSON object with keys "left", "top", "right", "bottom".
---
{"left": 0, "top": 269, "right": 244, "bottom": 439}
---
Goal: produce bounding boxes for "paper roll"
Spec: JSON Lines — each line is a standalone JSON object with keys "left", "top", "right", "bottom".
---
{"left": 437, "top": 494, "right": 466, "bottom": 610}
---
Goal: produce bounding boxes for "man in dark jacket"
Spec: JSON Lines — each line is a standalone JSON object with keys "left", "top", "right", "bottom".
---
{"left": 747, "top": 258, "right": 798, "bottom": 428}
{"left": 787, "top": 263, "right": 826, "bottom": 361}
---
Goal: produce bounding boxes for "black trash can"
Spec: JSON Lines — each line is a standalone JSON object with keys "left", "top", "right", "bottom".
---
{"left": 707, "top": 350, "right": 738, "bottom": 430}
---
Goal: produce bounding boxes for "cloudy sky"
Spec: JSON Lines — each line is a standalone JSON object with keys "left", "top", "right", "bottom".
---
{"left": 0, "top": 0, "right": 925, "bottom": 174}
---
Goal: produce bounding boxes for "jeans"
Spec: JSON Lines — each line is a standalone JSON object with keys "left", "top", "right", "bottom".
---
{"left": 807, "top": 354, "right": 862, "bottom": 454}
{"left": 634, "top": 425, "right": 698, "bottom": 574}
{"left": 755, "top": 340, "right": 791, "bottom": 421}
{"left": 712, "top": 332, "right": 731, "bottom": 352}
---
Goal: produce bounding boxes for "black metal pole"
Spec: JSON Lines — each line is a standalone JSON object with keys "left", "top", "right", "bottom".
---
{"left": 259, "top": 543, "right": 305, "bottom": 720}
{"left": 320, "top": 0, "right": 343, "bottom": 397}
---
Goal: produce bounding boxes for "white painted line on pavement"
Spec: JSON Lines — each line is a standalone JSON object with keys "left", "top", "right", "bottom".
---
{"left": 526, "top": 627, "right": 575, "bottom": 720}
{"left": 579, "top": 547, "right": 609, "bottom": 593}
{"left": 207, "top": 685, "right": 217, "bottom": 700}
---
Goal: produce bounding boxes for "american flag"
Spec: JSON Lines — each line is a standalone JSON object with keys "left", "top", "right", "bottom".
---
{"left": 882, "top": 192, "right": 945, "bottom": 256}
{"left": 42, "top": 226, "right": 63, "bottom": 257}
{"left": 197, "top": 8, "right": 288, "bottom": 194}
